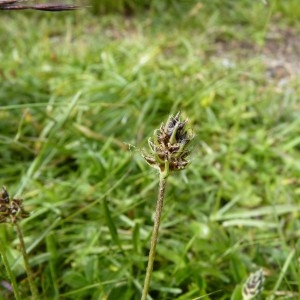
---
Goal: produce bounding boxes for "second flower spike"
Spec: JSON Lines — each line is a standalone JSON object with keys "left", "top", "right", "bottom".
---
{"left": 0, "top": 187, "right": 30, "bottom": 224}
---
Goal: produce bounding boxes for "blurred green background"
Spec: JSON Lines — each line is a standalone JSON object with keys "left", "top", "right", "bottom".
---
{"left": 0, "top": 0, "right": 300, "bottom": 299}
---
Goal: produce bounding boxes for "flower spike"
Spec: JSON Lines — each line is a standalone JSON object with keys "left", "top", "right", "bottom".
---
{"left": 142, "top": 112, "right": 194, "bottom": 176}
{"left": 242, "top": 269, "right": 264, "bottom": 300}
{"left": 0, "top": 187, "right": 30, "bottom": 224}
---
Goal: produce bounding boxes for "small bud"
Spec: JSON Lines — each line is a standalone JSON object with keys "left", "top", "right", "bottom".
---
{"left": 242, "top": 269, "right": 264, "bottom": 300}
{"left": 1, "top": 187, "right": 10, "bottom": 203}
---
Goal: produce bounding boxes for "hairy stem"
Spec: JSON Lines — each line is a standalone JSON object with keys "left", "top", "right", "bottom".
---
{"left": 141, "top": 174, "right": 167, "bottom": 300}
{"left": 15, "top": 223, "right": 38, "bottom": 300}
{"left": 0, "top": 237, "right": 21, "bottom": 300}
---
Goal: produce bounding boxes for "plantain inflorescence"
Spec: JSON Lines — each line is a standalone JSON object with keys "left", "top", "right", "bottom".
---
{"left": 142, "top": 112, "right": 194, "bottom": 176}
{"left": 0, "top": 187, "right": 30, "bottom": 224}
{"left": 242, "top": 269, "right": 264, "bottom": 300}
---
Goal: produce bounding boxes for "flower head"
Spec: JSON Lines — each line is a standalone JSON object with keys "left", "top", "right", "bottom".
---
{"left": 242, "top": 269, "right": 264, "bottom": 300}
{"left": 142, "top": 112, "right": 193, "bottom": 176}
{"left": 0, "top": 187, "right": 30, "bottom": 224}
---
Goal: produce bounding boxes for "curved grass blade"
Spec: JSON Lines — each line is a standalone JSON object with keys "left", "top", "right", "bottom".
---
{"left": 0, "top": 0, "right": 81, "bottom": 11}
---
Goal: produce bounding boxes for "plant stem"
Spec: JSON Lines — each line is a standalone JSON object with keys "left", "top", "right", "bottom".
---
{"left": 15, "top": 222, "right": 38, "bottom": 300}
{"left": 141, "top": 174, "right": 167, "bottom": 300}
{"left": 0, "top": 237, "right": 21, "bottom": 300}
